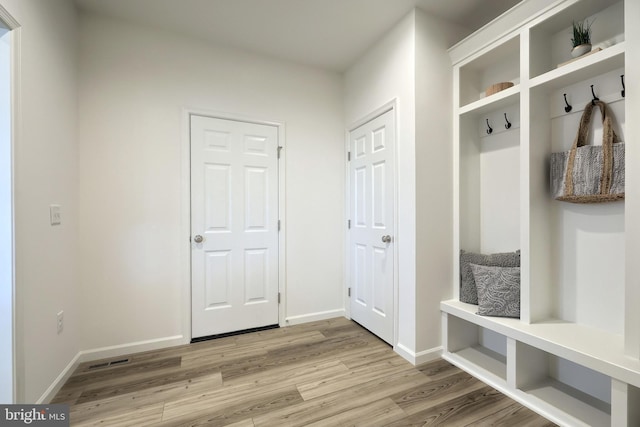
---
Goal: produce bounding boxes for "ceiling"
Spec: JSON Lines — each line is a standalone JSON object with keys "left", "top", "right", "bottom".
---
{"left": 74, "top": 0, "right": 521, "bottom": 72}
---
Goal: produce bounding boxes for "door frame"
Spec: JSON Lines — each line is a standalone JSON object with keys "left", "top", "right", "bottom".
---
{"left": 0, "top": 3, "right": 20, "bottom": 404}
{"left": 181, "top": 108, "right": 286, "bottom": 341}
{"left": 344, "top": 99, "right": 399, "bottom": 347}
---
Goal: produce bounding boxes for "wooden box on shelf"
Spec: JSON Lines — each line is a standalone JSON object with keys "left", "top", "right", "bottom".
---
{"left": 485, "top": 82, "right": 514, "bottom": 97}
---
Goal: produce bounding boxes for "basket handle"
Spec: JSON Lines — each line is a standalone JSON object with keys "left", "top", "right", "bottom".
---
{"left": 563, "top": 101, "right": 618, "bottom": 197}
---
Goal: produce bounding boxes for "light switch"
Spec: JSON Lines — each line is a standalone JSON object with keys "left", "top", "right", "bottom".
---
{"left": 50, "top": 204, "right": 61, "bottom": 225}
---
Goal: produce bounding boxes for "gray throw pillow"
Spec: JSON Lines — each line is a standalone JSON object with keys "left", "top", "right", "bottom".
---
{"left": 470, "top": 264, "right": 520, "bottom": 318}
{"left": 460, "top": 249, "right": 520, "bottom": 304}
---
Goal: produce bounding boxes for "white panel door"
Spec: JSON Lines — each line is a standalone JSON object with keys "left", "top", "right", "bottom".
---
{"left": 191, "top": 115, "right": 279, "bottom": 338}
{"left": 349, "top": 109, "right": 395, "bottom": 344}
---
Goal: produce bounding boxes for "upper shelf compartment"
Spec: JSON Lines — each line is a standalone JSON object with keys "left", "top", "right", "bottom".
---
{"left": 459, "top": 35, "right": 520, "bottom": 109}
{"left": 528, "top": 0, "right": 623, "bottom": 79}
{"left": 459, "top": 85, "right": 520, "bottom": 118}
{"left": 530, "top": 41, "right": 624, "bottom": 91}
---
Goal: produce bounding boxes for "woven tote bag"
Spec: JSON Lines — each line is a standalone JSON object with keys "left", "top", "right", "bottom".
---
{"left": 550, "top": 100, "right": 624, "bottom": 203}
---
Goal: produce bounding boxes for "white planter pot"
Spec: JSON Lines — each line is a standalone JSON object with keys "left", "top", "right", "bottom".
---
{"left": 571, "top": 43, "right": 592, "bottom": 58}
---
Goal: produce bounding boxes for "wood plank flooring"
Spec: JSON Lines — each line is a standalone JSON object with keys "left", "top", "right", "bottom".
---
{"left": 52, "top": 318, "right": 555, "bottom": 426}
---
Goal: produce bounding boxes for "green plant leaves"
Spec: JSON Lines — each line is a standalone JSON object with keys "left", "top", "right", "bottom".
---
{"left": 571, "top": 19, "right": 594, "bottom": 48}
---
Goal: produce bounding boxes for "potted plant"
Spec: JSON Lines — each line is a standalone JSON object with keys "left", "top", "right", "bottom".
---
{"left": 571, "top": 19, "right": 593, "bottom": 58}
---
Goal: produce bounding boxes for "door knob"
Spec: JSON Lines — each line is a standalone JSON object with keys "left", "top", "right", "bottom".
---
{"left": 193, "top": 235, "right": 204, "bottom": 243}
{"left": 381, "top": 235, "right": 392, "bottom": 243}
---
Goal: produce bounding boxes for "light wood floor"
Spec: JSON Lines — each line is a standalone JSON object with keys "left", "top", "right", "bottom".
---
{"left": 52, "top": 317, "right": 555, "bottom": 426}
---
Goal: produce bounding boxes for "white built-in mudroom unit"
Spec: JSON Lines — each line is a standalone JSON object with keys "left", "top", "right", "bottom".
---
{"left": 441, "top": 0, "right": 640, "bottom": 426}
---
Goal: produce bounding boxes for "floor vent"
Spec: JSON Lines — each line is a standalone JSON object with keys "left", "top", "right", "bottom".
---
{"left": 89, "top": 358, "right": 130, "bottom": 370}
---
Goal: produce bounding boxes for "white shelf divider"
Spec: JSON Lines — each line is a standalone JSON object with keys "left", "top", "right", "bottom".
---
{"left": 448, "top": 346, "right": 507, "bottom": 381}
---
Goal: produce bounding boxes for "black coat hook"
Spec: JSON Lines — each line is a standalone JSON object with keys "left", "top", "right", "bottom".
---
{"left": 590, "top": 84, "right": 599, "bottom": 105}
{"left": 504, "top": 113, "right": 511, "bottom": 129}
{"left": 563, "top": 93, "right": 572, "bottom": 113}
{"left": 621, "top": 75, "right": 625, "bottom": 98}
{"left": 486, "top": 119, "right": 493, "bottom": 135}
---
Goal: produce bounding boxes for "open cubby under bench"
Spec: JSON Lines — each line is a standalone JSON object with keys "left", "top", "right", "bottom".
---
{"left": 441, "top": 300, "right": 640, "bottom": 427}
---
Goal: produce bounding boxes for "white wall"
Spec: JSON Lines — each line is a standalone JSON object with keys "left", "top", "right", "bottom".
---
{"left": 415, "top": 10, "right": 466, "bottom": 353}
{"left": 77, "top": 13, "right": 345, "bottom": 351}
{"left": 344, "top": 10, "right": 417, "bottom": 355}
{"left": 0, "top": 0, "right": 80, "bottom": 403}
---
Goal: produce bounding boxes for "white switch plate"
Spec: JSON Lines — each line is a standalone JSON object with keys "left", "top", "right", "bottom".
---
{"left": 50, "top": 204, "right": 61, "bottom": 225}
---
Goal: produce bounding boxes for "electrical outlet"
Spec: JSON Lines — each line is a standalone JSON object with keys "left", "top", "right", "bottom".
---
{"left": 57, "top": 310, "right": 64, "bottom": 334}
{"left": 50, "top": 204, "right": 61, "bottom": 226}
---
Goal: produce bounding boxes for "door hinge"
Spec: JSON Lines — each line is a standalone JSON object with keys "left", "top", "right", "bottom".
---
{"left": 278, "top": 220, "right": 281, "bottom": 231}
{"left": 278, "top": 146, "right": 283, "bottom": 159}
{"left": 348, "top": 287, "right": 351, "bottom": 297}
{"left": 278, "top": 292, "right": 281, "bottom": 304}
{"left": 347, "top": 151, "right": 351, "bottom": 161}
{"left": 347, "top": 219, "right": 351, "bottom": 229}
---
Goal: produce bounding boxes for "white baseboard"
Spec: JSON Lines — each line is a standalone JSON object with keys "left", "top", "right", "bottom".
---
{"left": 284, "top": 309, "right": 346, "bottom": 326}
{"left": 77, "top": 335, "right": 187, "bottom": 363}
{"left": 37, "top": 352, "right": 81, "bottom": 404}
{"left": 39, "top": 335, "right": 187, "bottom": 404}
{"left": 395, "top": 343, "right": 443, "bottom": 366}
{"left": 414, "top": 346, "right": 443, "bottom": 365}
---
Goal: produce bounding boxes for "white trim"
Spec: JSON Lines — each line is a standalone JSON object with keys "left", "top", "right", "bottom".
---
{"left": 9, "top": 25, "right": 19, "bottom": 406}
{"left": 0, "top": 4, "right": 19, "bottom": 30}
{"left": 285, "top": 309, "right": 345, "bottom": 326}
{"left": 447, "top": 0, "right": 562, "bottom": 65}
{"left": 5, "top": 16, "right": 21, "bottom": 404}
{"left": 180, "top": 109, "right": 192, "bottom": 345}
{"left": 344, "top": 99, "right": 399, "bottom": 347}
{"left": 276, "top": 123, "right": 286, "bottom": 328}
{"left": 394, "top": 343, "right": 414, "bottom": 363}
{"left": 414, "top": 346, "right": 443, "bottom": 365}
{"left": 343, "top": 129, "right": 350, "bottom": 320}
{"left": 77, "top": 335, "right": 186, "bottom": 363}
{"left": 0, "top": 5, "right": 21, "bottom": 403}
{"left": 181, "top": 108, "right": 287, "bottom": 340}
{"left": 346, "top": 100, "right": 396, "bottom": 132}
{"left": 391, "top": 103, "right": 400, "bottom": 351}
{"left": 184, "top": 107, "right": 285, "bottom": 129}
{"left": 394, "top": 343, "right": 443, "bottom": 366}
{"left": 36, "top": 352, "right": 81, "bottom": 404}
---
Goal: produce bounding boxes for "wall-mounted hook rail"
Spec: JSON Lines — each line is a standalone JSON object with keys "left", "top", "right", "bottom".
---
{"left": 590, "top": 84, "right": 599, "bottom": 105}
{"left": 563, "top": 93, "right": 572, "bottom": 113}
{"left": 486, "top": 119, "right": 493, "bottom": 135}
{"left": 504, "top": 113, "right": 511, "bottom": 129}
{"left": 621, "top": 75, "right": 625, "bottom": 98}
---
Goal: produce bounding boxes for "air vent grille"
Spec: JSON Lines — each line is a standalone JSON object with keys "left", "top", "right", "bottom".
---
{"left": 88, "top": 358, "right": 130, "bottom": 370}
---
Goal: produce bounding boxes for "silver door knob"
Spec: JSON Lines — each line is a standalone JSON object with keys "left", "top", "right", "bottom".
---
{"left": 193, "top": 235, "right": 204, "bottom": 243}
{"left": 381, "top": 235, "right": 392, "bottom": 243}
